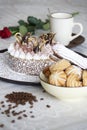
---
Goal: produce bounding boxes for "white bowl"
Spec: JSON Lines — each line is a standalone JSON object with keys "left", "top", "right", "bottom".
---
{"left": 39, "top": 72, "right": 87, "bottom": 100}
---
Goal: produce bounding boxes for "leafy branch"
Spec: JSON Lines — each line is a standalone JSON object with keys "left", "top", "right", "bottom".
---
{"left": 9, "top": 16, "right": 50, "bottom": 36}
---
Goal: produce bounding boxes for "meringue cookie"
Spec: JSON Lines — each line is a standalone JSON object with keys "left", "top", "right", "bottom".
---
{"left": 49, "top": 71, "right": 67, "bottom": 86}
{"left": 66, "top": 73, "right": 82, "bottom": 87}
{"left": 65, "top": 65, "right": 82, "bottom": 79}
{"left": 49, "top": 59, "right": 71, "bottom": 73}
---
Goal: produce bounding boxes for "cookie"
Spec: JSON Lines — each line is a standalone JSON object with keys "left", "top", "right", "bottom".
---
{"left": 66, "top": 73, "right": 82, "bottom": 87}
{"left": 49, "top": 71, "right": 67, "bottom": 86}
{"left": 49, "top": 59, "right": 71, "bottom": 73}
{"left": 65, "top": 65, "right": 82, "bottom": 79}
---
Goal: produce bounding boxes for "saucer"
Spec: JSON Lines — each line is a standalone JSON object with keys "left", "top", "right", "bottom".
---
{"left": 67, "top": 33, "right": 85, "bottom": 48}
{"left": 0, "top": 52, "right": 40, "bottom": 85}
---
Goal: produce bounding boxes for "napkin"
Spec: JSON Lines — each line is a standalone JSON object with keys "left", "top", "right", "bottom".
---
{"left": 53, "top": 43, "right": 87, "bottom": 69}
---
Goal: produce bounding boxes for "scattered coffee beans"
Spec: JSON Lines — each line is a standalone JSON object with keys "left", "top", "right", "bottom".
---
{"left": 0, "top": 91, "right": 51, "bottom": 128}
{"left": 5, "top": 92, "right": 37, "bottom": 106}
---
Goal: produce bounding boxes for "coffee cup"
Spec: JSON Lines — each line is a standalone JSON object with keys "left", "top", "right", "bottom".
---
{"left": 50, "top": 12, "right": 83, "bottom": 46}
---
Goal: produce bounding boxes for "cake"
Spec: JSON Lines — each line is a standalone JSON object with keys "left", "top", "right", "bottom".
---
{"left": 8, "top": 32, "right": 55, "bottom": 75}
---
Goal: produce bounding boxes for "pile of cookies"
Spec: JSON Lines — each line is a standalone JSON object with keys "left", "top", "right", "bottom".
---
{"left": 43, "top": 59, "right": 87, "bottom": 87}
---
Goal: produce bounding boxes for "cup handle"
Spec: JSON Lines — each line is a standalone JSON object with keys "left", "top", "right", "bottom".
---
{"left": 71, "top": 23, "right": 83, "bottom": 41}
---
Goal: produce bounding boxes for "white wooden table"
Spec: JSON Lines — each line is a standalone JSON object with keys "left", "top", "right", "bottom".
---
{"left": 0, "top": 0, "right": 87, "bottom": 130}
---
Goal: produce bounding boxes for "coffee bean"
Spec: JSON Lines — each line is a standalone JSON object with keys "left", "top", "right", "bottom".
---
{"left": 23, "top": 114, "right": 27, "bottom": 117}
{"left": 30, "top": 111, "right": 33, "bottom": 113}
{"left": 17, "top": 116, "right": 22, "bottom": 120}
{"left": 1, "top": 112, "right": 4, "bottom": 114}
{"left": 0, "top": 124, "right": 4, "bottom": 128}
{"left": 0, "top": 101, "right": 4, "bottom": 104}
{"left": 6, "top": 100, "right": 9, "bottom": 102}
{"left": 23, "top": 110, "right": 26, "bottom": 112}
{"left": 2, "top": 105, "right": 5, "bottom": 108}
{"left": 42, "top": 90, "right": 46, "bottom": 93}
{"left": 46, "top": 105, "right": 51, "bottom": 108}
{"left": 11, "top": 120, "right": 15, "bottom": 123}
{"left": 7, "top": 115, "right": 10, "bottom": 117}
{"left": 30, "top": 105, "right": 33, "bottom": 108}
{"left": 40, "top": 98, "right": 44, "bottom": 100}
{"left": 8, "top": 104, "right": 12, "bottom": 107}
{"left": 30, "top": 115, "right": 35, "bottom": 118}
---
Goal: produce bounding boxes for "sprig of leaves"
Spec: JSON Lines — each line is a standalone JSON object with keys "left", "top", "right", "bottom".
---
{"left": 8, "top": 16, "right": 50, "bottom": 36}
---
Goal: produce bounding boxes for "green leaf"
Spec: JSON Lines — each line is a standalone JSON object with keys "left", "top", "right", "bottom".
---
{"left": 45, "top": 19, "right": 50, "bottom": 23}
{"left": 8, "top": 26, "right": 19, "bottom": 35}
{"left": 42, "top": 18, "right": 50, "bottom": 30}
{"left": 72, "top": 12, "right": 79, "bottom": 17}
{"left": 43, "top": 22, "right": 50, "bottom": 30}
{"left": 36, "top": 19, "right": 43, "bottom": 29}
{"left": 19, "top": 25, "right": 28, "bottom": 35}
{"left": 27, "top": 16, "right": 39, "bottom": 25}
{"left": 27, "top": 16, "right": 44, "bottom": 29}
{"left": 18, "top": 20, "right": 28, "bottom": 26}
{"left": 27, "top": 25, "right": 35, "bottom": 34}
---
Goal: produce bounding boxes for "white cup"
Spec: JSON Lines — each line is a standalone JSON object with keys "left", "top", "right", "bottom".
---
{"left": 50, "top": 12, "right": 83, "bottom": 46}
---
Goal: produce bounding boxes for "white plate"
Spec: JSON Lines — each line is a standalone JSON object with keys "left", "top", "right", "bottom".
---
{"left": 40, "top": 72, "right": 87, "bottom": 100}
{"left": 0, "top": 52, "right": 40, "bottom": 85}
